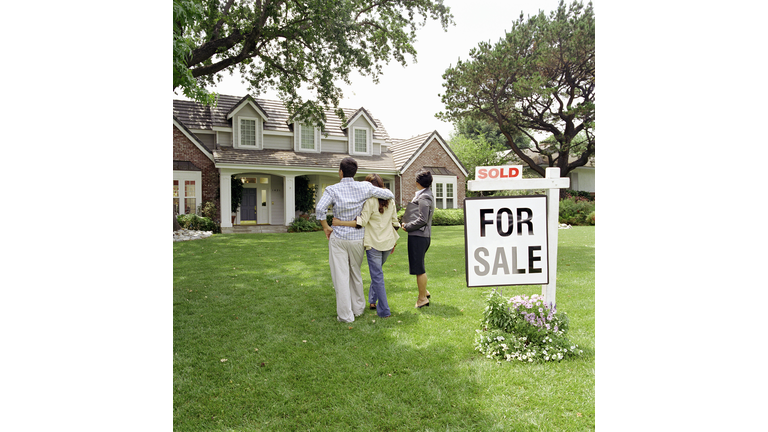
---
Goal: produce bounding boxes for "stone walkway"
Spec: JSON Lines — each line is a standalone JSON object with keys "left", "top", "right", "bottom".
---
{"left": 173, "top": 229, "right": 214, "bottom": 242}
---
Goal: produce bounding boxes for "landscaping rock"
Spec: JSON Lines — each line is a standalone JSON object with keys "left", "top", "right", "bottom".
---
{"left": 173, "top": 229, "right": 213, "bottom": 242}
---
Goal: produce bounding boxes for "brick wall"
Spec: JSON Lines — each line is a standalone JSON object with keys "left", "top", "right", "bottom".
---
{"left": 399, "top": 138, "right": 466, "bottom": 208}
{"left": 173, "top": 125, "right": 221, "bottom": 221}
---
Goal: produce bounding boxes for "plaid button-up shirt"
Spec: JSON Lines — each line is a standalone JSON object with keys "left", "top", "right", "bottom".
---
{"left": 316, "top": 178, "right": 395, "bottom": 241}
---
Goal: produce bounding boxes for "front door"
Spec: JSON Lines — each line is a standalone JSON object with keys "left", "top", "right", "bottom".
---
{"left": 241, "top": 188, "right": 258, "bottom": 221}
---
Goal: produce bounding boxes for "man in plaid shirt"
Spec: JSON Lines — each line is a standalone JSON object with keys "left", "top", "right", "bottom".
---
{"left": 316, "top": 157, "right": 395, "bottom": 323}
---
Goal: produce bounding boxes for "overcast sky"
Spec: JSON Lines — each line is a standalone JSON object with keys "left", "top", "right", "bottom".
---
{"left": 173, "top": 0, "right": 565, "bottom": 141}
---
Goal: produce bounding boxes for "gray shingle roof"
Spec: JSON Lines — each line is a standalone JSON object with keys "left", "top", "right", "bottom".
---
{"left": 389, "top": 132, "right": 433, "bottom": 170}
{"left": 173, "top": 94, "right": 391, "bottom": 141}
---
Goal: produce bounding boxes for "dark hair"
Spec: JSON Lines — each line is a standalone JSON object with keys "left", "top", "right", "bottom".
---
{"left": 415, "top": 169, "right": 433, "bottom": 188}
{"left": 340, "top": 157, "right": 358, "bottom": 178}
{"left": 365, "top": 173, "right": 389, "bottom": 214}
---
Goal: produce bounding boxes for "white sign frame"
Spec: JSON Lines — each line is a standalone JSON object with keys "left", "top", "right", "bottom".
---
{"left": 464, "top": 195, "right": 549, "bottom": 287}
{"left": 466, "top": 167, "right": 570, "bottom": 307}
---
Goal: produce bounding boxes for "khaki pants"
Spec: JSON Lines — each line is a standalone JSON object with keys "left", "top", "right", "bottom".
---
{"left": 328, "top": 236, "right": 365, "bottom": 322}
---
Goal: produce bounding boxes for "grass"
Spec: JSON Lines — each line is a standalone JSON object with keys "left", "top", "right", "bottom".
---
{"left": 174, "top": 226, "right": 594, "bottom": 431}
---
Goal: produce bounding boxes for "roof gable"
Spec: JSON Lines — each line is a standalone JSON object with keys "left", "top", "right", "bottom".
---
{"left": 390, "top": 131, "right": 468, "bottom": 177}
{"left": 173, "top": 116, "right": 215, "bottom": 163}
{"left": 225, "top": 95, "right": 269, "bottom": 121}
{"left": 344, "top": 107, "right": 378, "bottom": 131}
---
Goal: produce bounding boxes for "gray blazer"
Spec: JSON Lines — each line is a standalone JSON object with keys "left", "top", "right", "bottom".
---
{"left": 402, "top": 188, "right": 434, "bottom": 238}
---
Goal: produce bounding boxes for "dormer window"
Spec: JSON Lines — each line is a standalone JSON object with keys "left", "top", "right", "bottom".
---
{"left": 354, "top": 129, "right": 367, "bottom": 152}
{"left": 351, "top": 126, "right": 371, "bottom": 156}
{"left": 346, "top": 108, "right": 377, "bottom": 156}
{"left": 238, "top": 116, "right": 262, "bottom": 148}
{"left": 227, "top": 97, "right": 268, "bottom": 150}
{"left": 294, "top": 122, "right": 321, "bottom": 153}
{"left": 240, "top": 118, "right": 256, "bottom": 146}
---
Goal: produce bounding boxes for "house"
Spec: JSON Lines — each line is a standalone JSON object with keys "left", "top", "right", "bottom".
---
{"left": 389, "top": 131, "right": 468, "bottom": 210}
{"left": 173, "top": 95, "right": 468, "bottom": 233}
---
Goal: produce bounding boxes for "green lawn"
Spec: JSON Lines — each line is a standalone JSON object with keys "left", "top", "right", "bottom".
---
{"left": 173, "top": 226, "right": 594, "bottom": 431}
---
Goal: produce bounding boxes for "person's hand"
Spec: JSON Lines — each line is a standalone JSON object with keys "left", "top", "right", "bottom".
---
{"left": 332, "top": 217, "right": 343, "bottom": 226}
{"left": 324, "top": 226, "right": 333, "bottom": 240}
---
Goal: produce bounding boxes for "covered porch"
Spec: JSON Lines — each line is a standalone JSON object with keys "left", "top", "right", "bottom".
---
{"left": 218, "top": 166, "right": 348, "bottom": 230}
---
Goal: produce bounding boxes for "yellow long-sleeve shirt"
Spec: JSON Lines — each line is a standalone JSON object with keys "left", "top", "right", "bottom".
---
{"left": 356, "top": 197, "right": 401, "bottom": 251}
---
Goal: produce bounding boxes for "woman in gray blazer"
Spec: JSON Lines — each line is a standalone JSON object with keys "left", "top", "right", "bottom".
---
{"left": 401, "top": 169, "right": 434, "bottom": 308}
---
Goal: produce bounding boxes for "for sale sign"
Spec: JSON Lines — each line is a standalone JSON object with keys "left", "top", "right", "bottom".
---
{"left": 464, "top": 196, "right": 549, "bottom": 287}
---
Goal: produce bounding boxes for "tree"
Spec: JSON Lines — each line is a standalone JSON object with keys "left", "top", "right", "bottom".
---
{"left": 454, "top": 117, "right": 530, "bottom": 150}
{"left": 438, "top": 0, "right": 594, "bottom": 179}
{"left": 448, "top": 133, "right": 512, "bottom": 197}
{"left": 173, "top": 0, "right": 454, "bottom": 127}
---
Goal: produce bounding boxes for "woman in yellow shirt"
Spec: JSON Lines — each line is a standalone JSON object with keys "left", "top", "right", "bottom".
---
{"left": 333, "top": 173, "right": 400, "bottom": 318}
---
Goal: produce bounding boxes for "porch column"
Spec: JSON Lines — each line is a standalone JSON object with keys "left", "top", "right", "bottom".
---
{"left": 220, "top": 170, "right": 233, "bottom": 228}
{"left": 283, "top": 174, "right": 296, "bottom": 225}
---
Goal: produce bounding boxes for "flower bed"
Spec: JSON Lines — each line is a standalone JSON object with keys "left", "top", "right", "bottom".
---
{"left": 475, "top": 290, "right": 582, "bottom": 363}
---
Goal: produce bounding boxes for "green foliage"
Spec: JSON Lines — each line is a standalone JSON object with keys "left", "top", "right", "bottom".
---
{"left": 230, "top": 177, "right": 244, "bottom": 213}
{"left": 438, "top": 0, "right": 595, "bottom": 179}
{"left": 177, "top": 213, "right": 221, "bottom": 233}
{"left": 287, "top": 216, "right": 322, "bottom": 233}
{"left": 453, "top": 117, "right": 530, "bottom": 150}
{"left": 196, "top": 200, "right": 218, "bottom": 221}
{"left": 449, "top": 134, "right": 509, "bottom": 178}
{"left": 475, "top": 290, "right": 582, "bottom": 363}
{"left": 563, "top": 189, "right": 594, "bottom": 201}
{"left": 173, "top": 0, "right": 454, "bottom": 127}
{"left": 559, "top": 196, "right": 595, "bottom": 226}
{"left": 432, "top": 208, "right": 465, "bottom": 226}
{"left": 172, "top": 0, "right": 217, "bottom": 105}
{"left": 397, "top": 207, "right": 465, "bottom": 226}
{"left": 295, "top": 175, "right": 318, "bottom": 215}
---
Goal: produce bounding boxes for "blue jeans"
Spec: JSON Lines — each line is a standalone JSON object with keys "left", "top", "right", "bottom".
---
{"left": 366, "top": 248, "right": 391, "bottom": 317}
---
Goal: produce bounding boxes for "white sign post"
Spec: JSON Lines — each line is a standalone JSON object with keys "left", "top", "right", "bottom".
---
{"left": 465, "top": 167, "right": 569, "bottom": 307}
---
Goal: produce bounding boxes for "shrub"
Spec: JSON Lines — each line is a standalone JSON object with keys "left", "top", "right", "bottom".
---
{"left": 177, "top": 214, "right": 221, "bottom": 233}
{"left": 432, "top": 208, "right": 464, "bottom": 225}
{"left": 197, "top": 201, "right": 218, "bottom": 221}
{"left": 475, "top": 290, "right": 582, "bottom": 363}
{"left": 288, "top": 217, "right": 322, "bottom": 233}
{"left": 397, "top": 208, "right": 465, "bottom": 226}
{"left": 559, "top": 197, "right": 595, "bottom": 226}
{"left": 563, "top": 189, "right": 594, "bottom": 201}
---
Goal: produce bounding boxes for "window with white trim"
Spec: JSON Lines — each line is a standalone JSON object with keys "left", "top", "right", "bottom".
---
{"left": 351, "top": 127, "right": 371, "bottom": 155}
{"left": 238, "top": 116, "right": 261, "bottom": 148}
{"left": 295, "top": 122, "right": 321, "bottom": 152}
{"left": 432, "top": 175, "right": 457, "bottom": 209}
{"left": 301, "top": 125, "right": 314, "bottom": 149}
{"left": 173, "top": 171, "right": 203, "bottom": 215}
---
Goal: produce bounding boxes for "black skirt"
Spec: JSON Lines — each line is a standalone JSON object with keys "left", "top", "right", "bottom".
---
{"left": 407, "top": 236, "right": 431, "bottom": 275}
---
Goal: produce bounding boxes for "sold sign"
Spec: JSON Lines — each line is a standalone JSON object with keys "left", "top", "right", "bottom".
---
{"left": 475, "top": 165, "right": 523, "bottom": 180}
